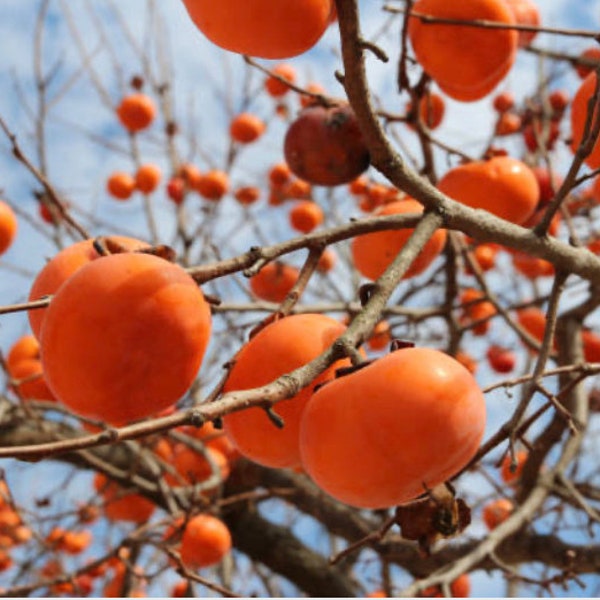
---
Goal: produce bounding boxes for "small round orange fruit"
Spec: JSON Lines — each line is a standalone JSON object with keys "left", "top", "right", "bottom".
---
{"left": 0, "top": 200, "right": 18, "bottom": 256}
{"left": 180, "top": 514, "right": 232, "bottom": 569}
{"left": 116, "top": 93, "right": 156, "bottom": 132}
{"left": 179, "top": 0, "right": 334, "bottom": 59}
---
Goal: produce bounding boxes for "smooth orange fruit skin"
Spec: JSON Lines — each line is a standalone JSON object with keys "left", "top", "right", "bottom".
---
{"left": 222, "top": 314, "right": 350, "bottom": 468}
{"left": 408, "top": 0, "right": 517, "bottom": 102}
{"left": 10, "top": 358, "right": 56, "bottom": 403}
{"left": 40, "top": 252, "right": 212, "bottom": 425}
{"left": 180, "top": 0, "right": 334, "bottom": 59}
{"left": 351, "top": 199, "right": 448, "bottom": 281}
{"left": 504, "top": 0, "right": 540, "bottom": 47}
{"left": 0, "top": 200, "right": 17, "bottom": 256}
{"left": 500, "top": 449, "right": 528, "bottom": 484}
{"left": 116, "top": 93, "right": 156, "bottom": 132}
{"left": 289, "top": 200, "right": 324, "bottom": 233}
{"left": 482, "top": 497, "right": 514, "bottom": 530}
{"left": 299, "top": 347, "right": 486, "bottom": 509}
{"left": 571, "top": 72, "right": 600, "bottom": 170}
{"left": 6, "top": 335, "right": 40, "bottom": 373}
{"left": 28, "top": 236, "right": 148, "bottom": 340}
{"left": 180, "top": 514, "right": 232, "bottom": 569}
{"left": 134, "top": 163, "right": 162, "bottom": 194}
{"left": 249, "top": 261, "right": 299, "bottom": 303}
{"left": 438, "top": 156, "right": 539, "bottom": 225}
{"left": 94, "top": 473, "right": 155, "bottom": 523}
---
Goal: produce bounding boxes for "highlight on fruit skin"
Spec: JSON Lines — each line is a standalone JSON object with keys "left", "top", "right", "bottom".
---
{"left": 40, "top": 251, "right": 213, "bottom": 425}
{"left": 299, "top": 346, "right": 486, "bottom": 509}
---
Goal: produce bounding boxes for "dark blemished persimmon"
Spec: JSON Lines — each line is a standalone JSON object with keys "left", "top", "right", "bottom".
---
{"left": 408, "top": 0, "right": 518, "bottom": 102}
{"left": 351, "top": 199, "right": 448, "bottom": 281}
{"left": 28, "top": 236, "right": 149, "bottom": 339}
{"left": 0, "top": 200, "right": 18, "bottom": 256}
{"left": 249, "top": 261, "right": 299, "bottom": 303}
{"left": 299, "top": 347, "right": 486, "bottom": 509}
{"left": 222, "top": 314, "right": 351, "bottom": 468}
{"left": 179, "top": 0, "right": 334, "bottom": 59}
{"left": 571, "top": 72, "right": 600, "bottom": 169}
{"left": 40, "top": 252, "right": 212, "bottom": 425}
{"left": 284, "top": 104, "right": 370, "bottom": 186}
{"left": 180, "top": 514, "right": 232, "bottom": 569}
{"left": 437, "top": 156, "right": 539, "bottom": 225}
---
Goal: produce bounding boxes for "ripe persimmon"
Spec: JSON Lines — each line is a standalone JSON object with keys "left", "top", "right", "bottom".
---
{"left": 116, "top": 93, "right": 156, "bottom": 132}
{"left": 28, "top": 236, "right": 148, "bottom": 339}
{"left": 351, "top": 199, "right": 448, "bottom": 281}
{"left": 289, "top": 200, "right": 324, "bottom": 233}
{"left": 234, "top": 186, "right": 261, "bottom": 205}
{"left": 265, "top": 63, "right": 297, "bottom": 97}
{"left": 366, "top": 320, "right": 392, "bottom": 352}
{"left": 229, "top": 113, "right": 266, "bottom": 144}
{"left": 299, "top": 347, "right": 486, "bottom": 508}
{"left": 268, "top": 162, "right": 292, "bottom": 188}
{"left": 408, "top": 0, "right": 518, "bottom": 102}
{"left": 222, "top": 314, "right": 350, "bottom": 468}
{"left": 40, "top": 252, "right": 212, "bottom": 425}
{"left": 249, "top": 261, "right": 299, "bottom": 303}
{"left": 437, "top": 156, "right": 539, "bottom": 225}
{"left": 460, "top": 288, "right": 496, "bottom": 336}
{"left": 94, "top": 473, "right": 155, "bottom": 523}
{"left": 179, "top": 0, "right": 334, "bottom": 59}
{"left": 299, "top": 81, "right": 327, "bottom": 108}
{"left": 500, "top": 449, "right": 528, "bottom": 484}
{"left": 504, "top": 0, "right": 541, "bottom": 47}
{"left": 515, "top": 306, "right": 546, "bottom": 346}
{"left": 0, "top": 200, "right": 17, "bottom": 256}
{"left": 284, "top": 104, "right": 370, "bottom": 186}
{"left": 106, "top": 171, "right": 136, "bottom": 200}
{"left": 6, "top": 335, "right": 40, "bottom": 373}
{"left": 407, "top": 92, "right": 446, "bottom": 130}
{"left": 316, "top": 248, "right": 336, "bottom": 273}
{"left": 134, "top": 163, "right": 162, "bottom": 194}
{"left": 482, "top": 497, "right": 514, "bottom": 530}
{"left": 486, "top": 345, "right": 516, "bottom": 373}
{"left": 574, "top": 47, "right": 600, "bottom": 80}
{"left": 169, "top": 444, "right": 230, "bottom": 486}
{"left": 10, "top": 358, "right": 56, "bottom": 402}
{"left": 194, "top": 169, "right": 229, "bottom": 201}
{"left": 571, "top": 72, "right": 600, "bottom": 169}
{"left": 180, "top": 514, "right": 232, "bottom": 569}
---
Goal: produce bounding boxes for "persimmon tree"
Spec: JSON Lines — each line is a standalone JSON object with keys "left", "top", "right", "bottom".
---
{"left": 1, "top": 0, "right": 600, "bottom": 597}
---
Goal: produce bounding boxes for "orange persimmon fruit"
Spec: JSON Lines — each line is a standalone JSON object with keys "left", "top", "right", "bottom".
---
{"left": 351, "top": 199, "right": 448, "bottom": 281}
{"left": 179, "top": 0, "right": 334, "bottom": 59}
{"left": 28, "top": 236, "right": 149, "bottom": 340}
{"left": 0, "top": 201, "right": 17, "bottom": 256}
{"left": 180, "top": 514, "right": 232, "bottom": 569}
{"left": 249, "top": 261, "right": 299, "bottom": 303}
{"left": 116, "top": 93, "right": 156, "bottom": 132}
{"left": 222, "top": 313, "right": 351, "bottom": 468}
{"left": 299, "top": 346, "right": 486, "bottom": 508}
{"left": 408, "top": 0, "right": 518, "bottom": 102}
{"left": 40, "top": 252, "right": 212, "bottom": 425}
{"left": 437, "top": 156, "right": 539, "bottom": 225}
